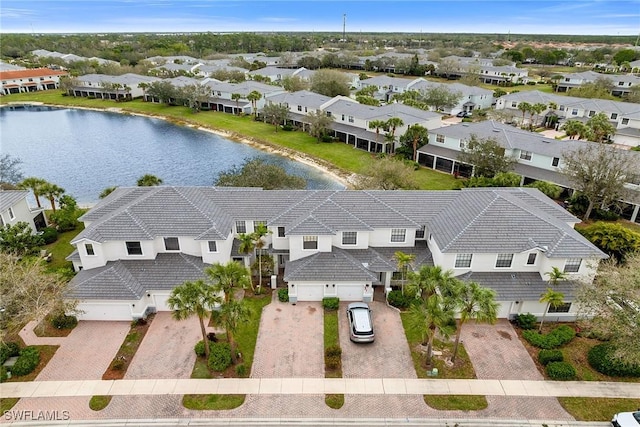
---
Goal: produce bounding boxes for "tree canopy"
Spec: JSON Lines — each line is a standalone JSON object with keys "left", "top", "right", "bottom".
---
{"left": 309, "top": 69, "right": 351, "bottom": 97}
{"left": 353, "top": 156, "right": 419, "bottom": 190}
{"left": 457, "top": 135, "right": 516, "bottom": 178}
{"left": 215, "top": 158, "right": 306, "bottom": 190}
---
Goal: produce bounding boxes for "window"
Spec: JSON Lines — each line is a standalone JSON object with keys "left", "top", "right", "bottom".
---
{"left": 390, "top": 228, "right": 406, "bottom": 243}
{"left": 253, "top": 220, "right": 266, "bottom": 229}
{"left": 455, "top": 253, "right": 472, "bottom": 268}
{"left": 548, "top": 302, "right": 571, "bottom": 313}
{"left": 415, "top": 226, "right": 425, "bottom": 239}
{"left": 588, "top": 110, "right": 595, "bottom": 117}
{"left": 611, "top": 113, "right": 618, "bottom": 120}
{"left": 236, "top": 220, "right": 246, "bottom": 233}
{"left": 511, "top": 102, "right": 517, "bottom": 108}
{"left": 526, "top": 253, "right": 537, "bottom": 265}
{"left": 341, "top": 114, "right": 345, "bottom": 121}
{"left": 622, "top": 118, "right": 629, "bottom": 125}
{"left": 520, "top": 150, "right": 532, "bottom": 161}
{"left": 277, "top": 227, "right": 285, "bottom": 237}
{"left": 571, "top": 108, "right": 578, "bottom": 116}
{"left": 0, "top": 215, "right": 4, "bottom": 227}
{"left": 326, "top": 111, "right": 332, "bottom": 117}
{"left": 303, "top": 235, "right": 318, "bottom": 250}
{"left": 126, "top": 241, "right": 143, "bottom": 255}
{"left": 495, "top": 253, "right": 514, "bottom": 268}
{"left": 552, "top": 157, "right": 560, "bottom": 167}
{"left": 164, "top": 237, "right": 180, "bottom": 251}
{"left": 8, "top": 207, "right": 15, "bottom": 220}
{"left": 348, "top": 116, "right": 354, "bottom": 123}
{"left": 436, "top": 134, "right": 445, "bottom": 143}
{"left": 564, "top": 258, "right": 582, "bottom": 273}
{"left": 297, "top": 105, "right": 302, "bottom": 111}
{"left": 618, "top": 81, "right": 625, "bottom": 86}
{"left": 85, "top": 243, "right": 95, "bottom": 256}
{"left": 342, "top": 231, "right": 357, "bottom": 245}
{"left": 459, "top": 141, "right": 465, "bottom": 149}
{"left": 559, "top": 105, "right": 565, "bottom": 111}
{"left": 208, "top": 241, "right": 217, "bottom": 252}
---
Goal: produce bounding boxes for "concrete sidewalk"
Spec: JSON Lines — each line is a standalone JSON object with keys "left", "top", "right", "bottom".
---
{"left": 2, "top": 378, "right": 638, "bottom": 399}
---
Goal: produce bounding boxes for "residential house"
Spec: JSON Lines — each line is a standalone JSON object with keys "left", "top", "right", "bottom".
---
{"left": 68, "top": 73, "right": 161, "bottom": 100}
{"left": 495, "top": 90, "right": 640, "bottom": 147}
{"left": 406, "top": 78, "right": 494, "bottom": 115}
{"left": 1, "top": 68, "right": 68, "bottom": 95}
{"left": 66, "top": 186, "right": 606, "bottom": 322}
{"left": 0, "top": 190, "right": 47, "bottom": 231}
{"left": 31, "top": 49, "right": 117, "bottom": 66}
{"left": 556, "top": 70, "right": 640, "bottom": 96}
{"left": 248, "top": 66, "right": 314, "bottom": 83}
{"left": 416, "top": 120, "right": 640, "bottom": 223}
{"left": 203, "top": 81, "right": 285, "bottom": 114}
{"left": 358, "top": 75, "right": 413, "bottom": 100}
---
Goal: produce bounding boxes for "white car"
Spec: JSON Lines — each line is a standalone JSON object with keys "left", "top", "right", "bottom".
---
{"left": 612, "top": 410, "right": 640, "bottom": 427}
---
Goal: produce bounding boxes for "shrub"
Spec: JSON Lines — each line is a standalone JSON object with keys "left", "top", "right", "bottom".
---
{"left": 40, "top": 227, "right": 58, "bottom": 244}
{"left": 538, "top": 349, "right": 564, "bottom": 366}
{"left": 514, "top": 313, "right": 537, "bottom": 330}
{"left": 325, "top": 354, "right": 341, "bottom": 370}
{"left": 50, "top": 313, "right": 78, "bottom": 330}
{"left": 546, "top": 361, "right": 576, "bottom": 380}
{"left": 322, "top": 297, "right": 339, "bottom": 311}
{"left": 110, "top": 359, "right": 125, "bottom": 371}
{"left": 277, "top": 288, "right": 289, "bottom": 303}
{"left": 0, "top": 366, "right": 8, "bottom": 382}
{"left": 208, "top": 342, "right": 232, "bottom": 372}
{"left": 194, "top": 340, "right": 206, "bottom": 357}
{"left": 522, "top": 325, "right": 575, "bottom": 349}
{"left": 0, "top": 342, "right": 20, "bottom": 365}
{"left": 235, "top": 364, "right": 247, "bottom": 377}
{"left": 11, "top": 346, "right": 40, "bottom": 377}
{"left": 387, "top": 290, "right": 413, "bottom": 309}
{"left": 588, "top": 343, "right": 640, "bottom": 377}
{"left": 281, "top": 124, "right": 294, "bottom": 131}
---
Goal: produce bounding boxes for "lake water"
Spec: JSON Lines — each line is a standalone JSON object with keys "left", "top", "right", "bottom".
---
{"left": 0, "top": 107, "right": 344, "bottom": 205}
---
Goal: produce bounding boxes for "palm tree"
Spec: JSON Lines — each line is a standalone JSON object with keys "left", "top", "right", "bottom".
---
{"left": 384, "top": 117, "right": 404, "bottom": 153}
{"left": 539, "top": 288, "right": 565, "bottom": 333}
{"left": 393, "top": 251, "right": 415, "bottom": 294}
{"left": 206, "top": 261, "right": 251, "bottom": 303}
{"left": 231, "top": 93, "right": 242, "bottom": 115}
{"left": 210, "top": 299, "right": 250, "bottom": 363}
{"left": 139, "top": 82, "right": 149, "bottom": 101}
{"left": 403, "top": 124, "right": 429, "bottom": 162}
{"left": 406, "top": 265, "right": 457, "bottom": 302}
{"left": 252, "top": 223, "right": 272, "bottom": 290}
{"left": 237, "top": 233, "right": 256, "bottom": 289}
{"left": 531, "top": 103, "right": 547, "bottom": 128}
{"left": 39, "top": 182, "right": 65, "bottom": 212}
{"left": 18, "top": 177, "right": 47, "bottom": 208}
{"left": 408, "top": 293, "right": 455, "bottom": 367}
{"left": 451, "top": 281, "right": 498, "bottom": 362}
{"left": 246, "top": 90, "right": 262, "bottom": 118}
{"left": 545, "top": 266, "right": 567, "bottom": 287}
{"left": 136, "top": 174, "right": 163, "bottom": 186}
{"left": 368, "top": 119, "right": 388, "bottom": 148}
{"left": 517, "top": 101, "right": 532, "bottom": 126}
{"left": 167, "top": 279, "right": 222, "bottom": 359}
{"left": 99, "top": 186, "right": 118, "bottom": 199}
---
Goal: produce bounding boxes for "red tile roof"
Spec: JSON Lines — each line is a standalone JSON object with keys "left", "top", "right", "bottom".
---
{"left": 0, "top": 68, "right": 68, "bottom": 80}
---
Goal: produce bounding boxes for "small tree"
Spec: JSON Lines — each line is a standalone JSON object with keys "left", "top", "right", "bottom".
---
{"left": 206, "top": 261, "right": 251, "bottom": 303}
{"left": 545, "top": 266, "right": 567, "bottom": 286}
{"left": 252, "top": 223, "right": 272, "bottom": 290}
{"left": 231, "top": 93, "right": 242, "bottom": 115}
{"left": 167, "top": 279, "right": 221, "bottom": 359}
{"left": 307, "top": 109, "right": 334, "bottom": 142}
{"left": 215, "top": 158, "right": 306, "bottom": 190}
{"left": 517, "top": 101, "right": 532, "bottom": 125}
{"left": 368, "top": 120, "right": 388, "bottom": 147}
{"left": 261, "top": 102, "right": 290, "bottom": 132}
{"left": 39, "top": 182, "right": 65, "bottom": 212}
{"left": 210, "top": 299, "right": 250, "bottom": 363}
{"left": 18, "top": 177, "right": 47, "bottom": 208}
{"left": 0, "top": 222, "right": 44, "bottom": 256}
{"left": 136, "top": 174, "right": 163, "bottom": 187}
{"left": 246, "top": 90, "right": 262, "bottom": 118}
{"left": 457, "top": 135, "right": 516, "bottom": 178}
{"left": 393, "top": 251, "right": 415, "bottom": 294}
{"left": 398, "top": 124, "right": 429, "bottom": 161}
{"left": 539, "top": 288, "right": 565, "bottom": 333}
{"left": 353, "top": 156, "right": 419, "bottom": 190}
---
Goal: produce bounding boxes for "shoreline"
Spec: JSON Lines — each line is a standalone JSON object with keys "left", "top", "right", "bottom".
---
{"left": 10, "top": 102, "right": 355, "bottom": 189}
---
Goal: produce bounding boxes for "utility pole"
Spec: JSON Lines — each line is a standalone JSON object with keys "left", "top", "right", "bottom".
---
{"left": 342, "top": 14, "right": 346, "bottom": 42}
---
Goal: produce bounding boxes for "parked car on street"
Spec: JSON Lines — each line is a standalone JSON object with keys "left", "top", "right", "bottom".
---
{"left": 456, "top": 111, "right": 472, "bottom": 118}
{"left": 346, "top": 302, "right": 375, "bottom": 343}
{"left": 612, "top": 410, "right": 640, "bottom": 427}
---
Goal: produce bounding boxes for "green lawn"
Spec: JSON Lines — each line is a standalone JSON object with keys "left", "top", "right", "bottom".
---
{"left": 89, "top": 395, "right": 112, "bottom": 411}
{"left": 323, "top": 308, "right": 344, "bottom": 408}
{"left": 182, "top": 394, "right": 245, "bottom": 410}
{"left": 2, "top": 90, "right": 460, "bottom": 191}
{"left": 559, "top": 397, "right": 640, "bottom": 421}
{"left": 43, "top": 224, "right": 84, "bottom": 272}
{"left": 0, "top": 398, "right": 19, "bottom": 413}
{"left": 235, "top": 293, "right": 272, "bottom": 373}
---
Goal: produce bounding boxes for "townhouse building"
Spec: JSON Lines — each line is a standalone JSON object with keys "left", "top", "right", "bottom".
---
{"left": 1, "top": 68, "right": 68, "bottom": 95}
{"left": 68, "top": 73, "right": 161, "bottom": 100}
{"left": 416, "top": 120, "right": 640, "bottom": 223}
{"left": 66, "top": 186, "right": 606, "bottom": 322}
{"left": 0, "top": 190, "right": 47, "bottom": 232}
{"left": 556, "top": 70, "right": 640, "bottom": 96}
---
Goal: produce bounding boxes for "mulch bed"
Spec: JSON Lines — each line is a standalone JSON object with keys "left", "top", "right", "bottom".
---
{"left": 102, "top": 314, "right": 154, "bottom": 380}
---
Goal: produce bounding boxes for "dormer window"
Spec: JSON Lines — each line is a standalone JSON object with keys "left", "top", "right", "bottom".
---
{"left": 303, "top": 236, "right": 318, "bottom": 250}
{"left": 164, "top": 237, "right": 180, "bottom": 251}
{"left": 85, "top": 243, "right": 95, "bottom": 256}
{"left": 342, "top": 232, "right": 357, "bottom": 245}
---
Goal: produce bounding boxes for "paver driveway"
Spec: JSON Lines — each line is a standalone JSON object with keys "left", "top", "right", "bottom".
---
{"left": 125, "top": 312, "right": 201, "bottom": 379}
{"left": 251, "top": 296, "right": 323, "bottom": 378}
{"left": 339, "top": 301, "right": 416, "bottom": 379}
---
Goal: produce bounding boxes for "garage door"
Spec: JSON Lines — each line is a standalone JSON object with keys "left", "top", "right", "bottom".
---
{"left": 337, "top": 284, "right": 364, "bottom": 301}
{"left": 77, "top": 303, "right": 132, "bottom": 321}
{"left": 153, "top": 293, "right": 172, "bottom": 311}
{"left": 295, "top": 284, "right": 324, "bottom": 301}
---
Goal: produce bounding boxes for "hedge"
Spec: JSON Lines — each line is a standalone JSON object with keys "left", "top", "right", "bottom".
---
{"left": 514, "top": 313, "right": 537, "bottom": 330}
{"left": 546, "top": 361, "right": 576, "bottom": 380}
{"left": 51, "top": 314, "right": 78, "bottom": 330}
{"left": 387, "top": 290, "right": 413, "bottom": 309}
{"left": 522, "top": 325, "right": 575, "bottom": 349}
{"left": 208, "top": 342, "right": 232, "bottom": 372}
{"left": 538, "top": 349, "right": 564, "bottom": 366}
{"left": 11, "top": 346, "right": 40, "bottom": 377}
{"left": 588, "top": 343, "right": 640, "bottom": 377}
{"left": 277, "top": 288, "right": 289, "bottom": 303}
{"left": 0, "top": 342, "right": 20, "bottom": 365}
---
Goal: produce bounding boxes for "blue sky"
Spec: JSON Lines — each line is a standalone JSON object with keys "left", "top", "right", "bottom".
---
{"left": 1, "top": 0, "right": 639, "bottom": 35}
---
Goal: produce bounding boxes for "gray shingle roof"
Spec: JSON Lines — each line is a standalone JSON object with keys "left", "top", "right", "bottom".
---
{"left": 458, "top": 271, "right": 578, "bottom": 300}
{"left": 0, "top": 190, "right": 29, "bottom": 212}
{"left": 284, "top": 247, "right": 379, "bottom": 282}
{"left": 68, "top": 253, "right": 207, "bottom": 300}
